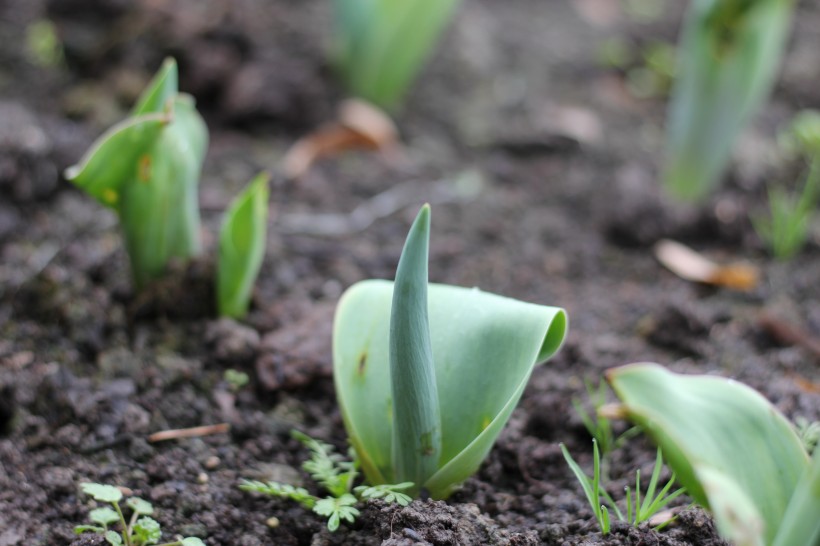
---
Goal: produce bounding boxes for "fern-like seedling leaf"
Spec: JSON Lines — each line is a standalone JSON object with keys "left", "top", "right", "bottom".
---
{"left": 238, "top": 480, "right": 317, "bottom": 509}
{"left": 354, "top": 482, "right": 414, "bottom": 506}
{"left": 313, "top": 494, "right": 360, "bottom": 532}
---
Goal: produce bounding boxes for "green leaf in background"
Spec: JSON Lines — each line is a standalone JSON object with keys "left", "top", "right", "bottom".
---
{"left": 332, "top": 0, "right": 461, "bottom": 110}
{"left": 388, "top": 204, "right": 441, "bottom": 494}
{"left": 607, "top": 363, "right": 810, "bottom": 546}
{"left": 65, "top": 58, "right": 208, "bottom": 290}
{"left": 663, "top": 0, "right": 794, "bottom": 201}
{"left": 334, "top": 274, "right": 566, "bottom": 498}
{"left": 217, "top": 172, "right": 270, "bottom": 318}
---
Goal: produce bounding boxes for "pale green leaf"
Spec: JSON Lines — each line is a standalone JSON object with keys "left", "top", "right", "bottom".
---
{"left": 333, "top": 280, "right": 567, "bottom": 498}
{"left": 80, "top": 483, "right": 123, "bottom": 504}
{"left": 773, "top": 446, "right": 820, "bottom": 546}
{"left": 180, "top": 538, "right": 206, "bottom": 546}
{"left": 217, "top": 172, "right": 270, "bottom": 318}
{"left": 105, "top": 530, "right": 123, "bottom": 546}
{"left": 663, "top": 0, "right": 794, "bottom": 200}
{"left": 126, "top": 497, "right": 153, "bottom": 516}
{"left": 608, "top": 363, "right": 809, "bottom": 545}
{"left": 89, "top": 507, "right": 120, "bottom": 526}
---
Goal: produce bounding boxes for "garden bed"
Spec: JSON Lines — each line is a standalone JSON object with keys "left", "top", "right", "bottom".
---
{"left": 0, "top": 0, "right": 818, "bottom": 544}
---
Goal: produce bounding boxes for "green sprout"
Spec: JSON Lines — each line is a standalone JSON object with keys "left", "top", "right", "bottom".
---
{"left": 608, "top": 363, "right": 820, "bottom": 546}
{"left": 75, "top": 483, "right": 205, "bottom": 546}
{"left": 561, "top": 442, "right": 684, "bottom": 534}
{"left": 217, "top": 172, "right": 270, "bottom": 318}
{"left": 240, "top": 431, "right": 411, "bottom": 532}
{"left": 332, "top": 0, "right": 461, "bottom": 110}
{"left": 663, "top": 0, "right": 794, "bottom": 201}
{"left": 333, "top": 204, "right": 567, "bottom": 499}
{"left": 65, "top": 58, "right": 208, "bottom": 290}
{"left": 223, "top": 369, "right": 250, "bottom": 392}
{"left": 753, "top": 110, "right": 820, "bottom": 259}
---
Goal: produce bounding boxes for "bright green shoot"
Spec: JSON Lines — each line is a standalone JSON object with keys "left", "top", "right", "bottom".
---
{"left": 240, "top": 431, "right": 411, "bottom": 532}
{"left": 332, "top": 0, "right": 461, "bottom": 110}
{"left": 75, "top": 483, "right": 205, "bottom": 546}
{"left": 333, "top": 205, "right": 567, "bottom": 499}
{"left": 663, "top": 0, "right": 794, "bottom": 201}
{"left": 217, "top": 172, "right": 270, "bottom": 318}
{"left": 608, "top": 363, "right": 818, "bottom": 546}
{"left": 65, "top": 58, "right": 208, "bottom": 290}
{"left": 561, "top": 442, "right": 684, "bottom": 535}
{"left": 572, "top": 379, "right": 639, "bottom": 460}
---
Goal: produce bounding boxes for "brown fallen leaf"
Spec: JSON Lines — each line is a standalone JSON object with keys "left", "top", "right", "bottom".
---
{"left": 283, "top": 98, "right": 398, "bottom": 179}
{"left": 758, "top": 311, "right": 820, "bottom": 360}
{"left": 654, "top": 239, "right": 759, "bottom": 291}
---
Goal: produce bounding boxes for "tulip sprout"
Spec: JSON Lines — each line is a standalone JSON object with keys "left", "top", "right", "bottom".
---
{"left": 333, "top": 204, "right": 567, "bottom": 498}
{"left": 608, "top": 363, "right": 819, "bottom": 546}
{"left": 217, "top": 172, "right": 270, "bottom": 318}
{"left": 663, "top": 0, "right": 794, "bottom": 201}
{"left": 65, "top": 58, "right": 208, "bottom": 290}
{"left": 332, "top": 0, "right": 461, "bottom": 110}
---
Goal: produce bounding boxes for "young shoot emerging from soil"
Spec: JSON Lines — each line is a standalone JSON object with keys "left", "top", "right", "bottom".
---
{"left": 240, "top": 431, "right": 412, "bottom": 531}
{"left": 75, "top": 483, "right": 205, "bottom": 546}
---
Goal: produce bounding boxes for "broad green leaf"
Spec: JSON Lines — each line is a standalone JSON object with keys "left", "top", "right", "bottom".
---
{"left": 333, "top": 280, "right": 567, "bottom": 498}
{"left": 608, "top": 363, "right": 809, "bottom": 545}
{"left": 116, "top": 95, "right": 207, "bottom": 289}
{"left": 64, "top": 114, "right": 168, "bottom": 208}
{"left": 132, "top": 57, "right": 179, "bottom": 116}
{"left": 126, "top": 497, "right": 153, "bottom": 516}
{"left": 333, "top": 0, "right": 461, "bottom": 109}
{"left": 132, "top": 516, "right": 161, "bottom": 544}
{"left": 694, "top": 465, "right": 765, "bottom": 546}
{"left": 773, "top": 447, "right": 820, "bottom": 546}
{"left": 389, "top": 204, "right": 440, "bottom": 494}
{"left": 80, "top": 483, "right": 123, "bottom": 504}
{"left": 217, "top": 172, "right": 270, "bottom": 318}
{"left": 663, "top": 0, "right": 794, "bottom": 201}
{"left": 105, "top": 530, "right": 123, "bottom": 546}
{"left": 89, "top": 507, "right": 120, "bottom": 526}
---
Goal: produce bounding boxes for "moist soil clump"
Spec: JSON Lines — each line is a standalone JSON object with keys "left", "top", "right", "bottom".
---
{"left": 1, "top": 0, "right": 819, "bottom": 545}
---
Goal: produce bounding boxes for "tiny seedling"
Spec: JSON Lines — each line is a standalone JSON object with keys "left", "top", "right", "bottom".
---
{"left": 608, "top": 363, "right": 820, "bottom": 546}
{"left": 332, "top": 0, "right": 461, "bottom": 110}
{"left": 561, "top": 442, "right": 684, "bottom": 534}
{"left": 753, "top": 110, "right": 820, "bottom": 259}
{"left": 217, "top": 172, "right": 270, "bottom": 318}
{"left": 223, "top": 369, "right": 249, "bottom": 392}
{"left": 663, "top": 0, "right": 794, "bottom": 201}
{"left": 75, "top": 483, "right": 205, "bottom": 546}
{"left": 65, "top": 58, "right": 208, "bottom": 290}
{"left": 333, "top": 205, "right": 567, "bottom": 499}
{"left": 240, "top": 431, "right": 412, "bottom": 531}
{"left": 572, "top": 378, "right": 639, "bottom": 459}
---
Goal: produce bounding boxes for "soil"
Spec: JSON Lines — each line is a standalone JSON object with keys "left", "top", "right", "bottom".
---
{"left": 1, "top": 0, "right": 819, "bottom": 545}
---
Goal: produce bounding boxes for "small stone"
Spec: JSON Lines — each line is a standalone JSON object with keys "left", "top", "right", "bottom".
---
{"left": 265, "top": 516, "right": 280, "bottom": 528}
{"left": 197, "top": 472, "right": 208, "bottom": 484}
{"left": 204, "top": 456, "right": 220, "bottom": 470}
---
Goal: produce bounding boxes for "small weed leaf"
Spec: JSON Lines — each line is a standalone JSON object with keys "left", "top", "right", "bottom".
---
{"left": 314, "top": 495, "right": 359, "bottom": 532}
{"left": 354, "top": 483, "right": 413, "bottom": 506}
{"left": 180, "top": 539, "right": 206, "bottom": 546}
{"left": 81, "top": 483, "right": 123, "bottom": 504}
{"left": 238, "top": 480, "right": 317, "bottom": 509}
{"left": 132, "top": 516, "right": 161, "bottom": 544}
{"left": 127, "top": 497, "right": 154, "bottom": 516}
{"left": 105, "top": 530, "right": 123, "bottom": 546}
{"left": 89, "top": 507, "right": 120, "bottom": 527}
{"left": 74, "top": 525, "right": 104, "bottom": 535}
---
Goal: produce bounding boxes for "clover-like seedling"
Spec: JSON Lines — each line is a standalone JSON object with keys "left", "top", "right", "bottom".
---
{"left": 65, "top": 58, "right": 208, "bottom": 290}
{"left": 240, "top": 430, "right": 412, "bottom": 531}
{"left": 332, "top": 0, "right": 461, "bottom": 110}
{"left": 217, "top": 172, "right": 270, "bottom": 318}
{"left": 607, "top": 363, "right": 820, "bottom": 546}
{"left": 75, "top": 482, "right": 205, "bottom": 546}
{"left": 663, "top": 0, "right": 794, "bottom": 201}
{"left": 333, "top": 205, "right": 567, "bottom": 498}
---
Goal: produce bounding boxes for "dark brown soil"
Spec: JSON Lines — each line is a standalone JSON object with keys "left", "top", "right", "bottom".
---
{"left": 1, "top": 1, "right": 818, "bottom": 545}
